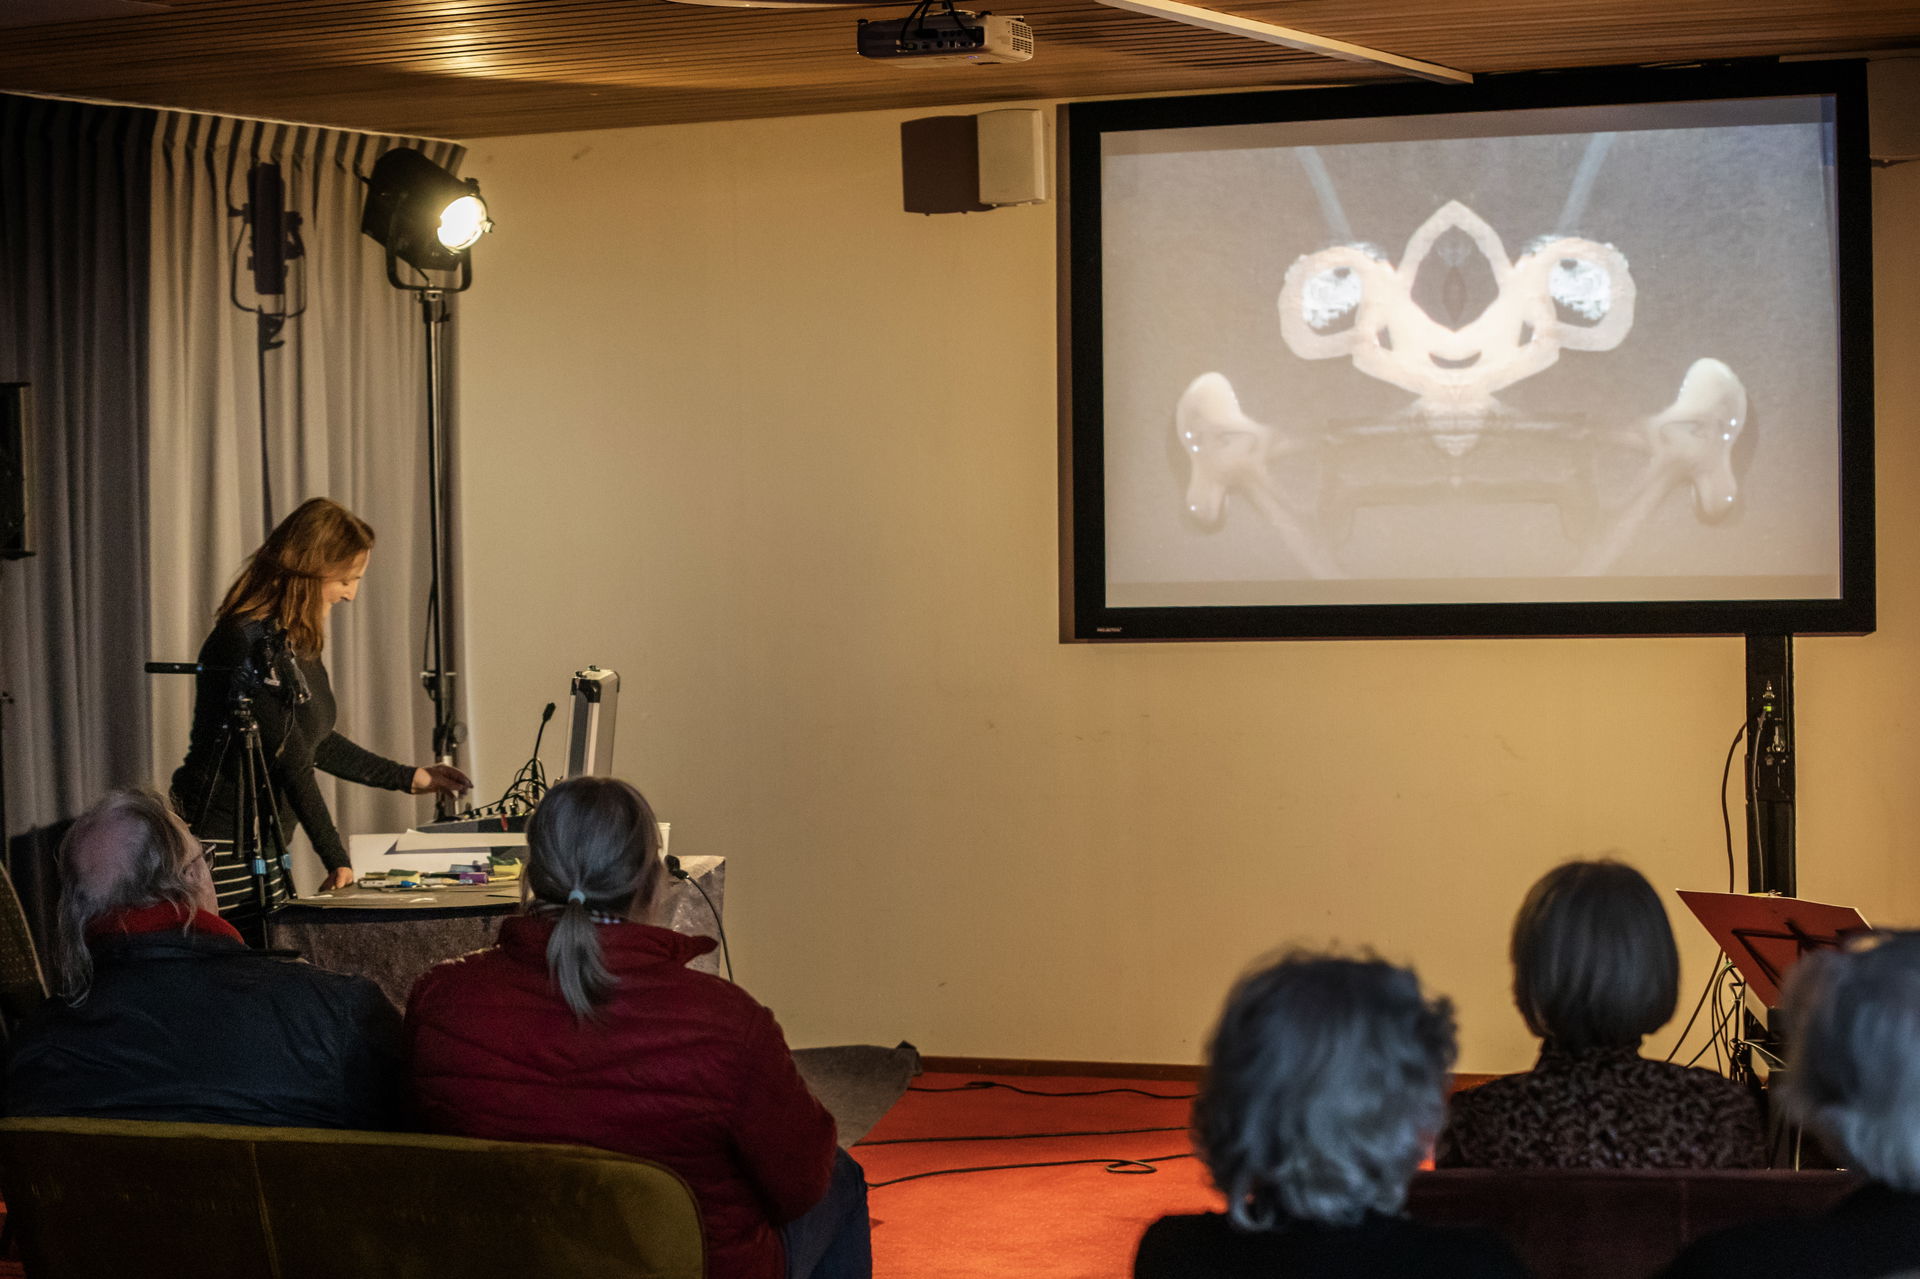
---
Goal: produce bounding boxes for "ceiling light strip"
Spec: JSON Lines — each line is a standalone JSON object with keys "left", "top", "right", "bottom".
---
{"left": 1092, "top": 0, "right": 1471, "bottom": 84}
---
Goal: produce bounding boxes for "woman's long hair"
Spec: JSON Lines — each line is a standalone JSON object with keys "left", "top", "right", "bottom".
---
{"left": 216, "top": 497, "right": 374, "bottom": 656}
{"left": 523, "top": 776, "right": 666, "bottom": 1020}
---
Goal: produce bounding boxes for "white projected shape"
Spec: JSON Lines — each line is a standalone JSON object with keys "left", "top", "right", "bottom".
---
{"left": 1277, "top": 200, "right": 1635, "bottom": 416}
{"left": 1300, "top": 265, "right": 1366, "bottom": 329}
{"left": 1176, "top": 201, "right": 1749, "bottom": 578}
{"left": 1549, "top": 257, "right": 1612, "bottom": 320}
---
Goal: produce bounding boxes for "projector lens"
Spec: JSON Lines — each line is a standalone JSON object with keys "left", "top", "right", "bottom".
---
{"left": 437, "top": 195, "right": 490, "bottom": 251}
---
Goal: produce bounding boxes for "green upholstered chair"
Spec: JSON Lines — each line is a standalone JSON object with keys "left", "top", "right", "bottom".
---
{"left": 0, "top": 865, "right": 47, "bottom": 1027}
{"left": 0, "top": 1117, "right": 706, "bottom": 1279}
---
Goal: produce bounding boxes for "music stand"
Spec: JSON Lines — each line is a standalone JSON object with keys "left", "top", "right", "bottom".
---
{"left": 1679, "top": 891, "right": 1871, "bottom": 1169}
{"left": 1677, "top": 891, "right": 1872, "bottom": 1008}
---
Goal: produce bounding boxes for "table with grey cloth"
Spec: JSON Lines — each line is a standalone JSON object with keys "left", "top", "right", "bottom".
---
{"left": 267, "top": 855, "right": 727, "bottom": 1008}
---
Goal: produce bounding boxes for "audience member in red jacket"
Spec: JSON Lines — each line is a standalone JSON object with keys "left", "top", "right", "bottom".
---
{"left": 406, "top": 777, "right": 868, "bottom": 1279}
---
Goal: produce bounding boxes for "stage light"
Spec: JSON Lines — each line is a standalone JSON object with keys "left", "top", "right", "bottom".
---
{"left": 360, "top": 147, "right": 492, "bottom": 289}
{"left": 360, "top": 146, "right": 494, "bottom": 808}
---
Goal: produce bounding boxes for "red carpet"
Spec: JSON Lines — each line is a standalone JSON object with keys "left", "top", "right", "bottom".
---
{"left": 854, "top": 1074, "right": 1224, "bottom": 1279}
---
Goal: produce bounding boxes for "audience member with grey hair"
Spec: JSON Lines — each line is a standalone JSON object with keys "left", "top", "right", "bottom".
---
{"left": 1436, "top": 859, "right": 1764, "bottom": 1169}
{"left": 1134, "top": 951, "right": 1527, "bottom": 1279}
{"left": 5, "top": 788, "right": 405, "bottom": 1128}
{"left": 407, "top": 776, "right": 866, "bottom": 1279}
{"left": 1660, "top": 930, "right": 1920, "bottom": 1279}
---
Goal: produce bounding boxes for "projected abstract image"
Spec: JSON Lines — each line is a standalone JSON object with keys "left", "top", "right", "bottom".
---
{"left": 1099, "top": 100, "right": 1843, "bottom": 609}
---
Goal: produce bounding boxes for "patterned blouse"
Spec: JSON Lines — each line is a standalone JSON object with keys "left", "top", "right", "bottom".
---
{"left": 1434, "top": 1044, "right": 1768, "bottom": 1169}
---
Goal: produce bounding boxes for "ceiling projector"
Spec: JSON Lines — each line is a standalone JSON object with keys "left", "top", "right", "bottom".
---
{"left": 856, "top": 11, "right": 1034, "bottom": 63}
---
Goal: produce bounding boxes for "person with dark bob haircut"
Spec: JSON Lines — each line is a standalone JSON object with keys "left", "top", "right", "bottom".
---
{"left": 1660, "top": 930, "right": 1920, "bottom": 1279}
{"left": 1135, "top": 951, "right": 1527, "bottom": 1279}
{"left": 1436, "top": 859, "right": 1764, "bottom": 1169}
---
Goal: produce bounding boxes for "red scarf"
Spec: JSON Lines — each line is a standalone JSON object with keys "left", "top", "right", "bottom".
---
{"left": 86, "top": 901, "right": 246, "bottom": 945}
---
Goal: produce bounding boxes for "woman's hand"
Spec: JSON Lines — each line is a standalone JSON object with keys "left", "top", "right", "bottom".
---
{"left": 412, "top": 763, "right": 474, "bottom": 797}
{"left": 320, "top": 866, "right": 356, "bottom": 891}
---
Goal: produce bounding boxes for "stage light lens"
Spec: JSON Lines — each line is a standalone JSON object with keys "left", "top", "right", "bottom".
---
{"left": 361, "top": 147, "right": 492, "bottom": 281}
{"left": 437, "top": 195, "right": 491, "bottom": 251}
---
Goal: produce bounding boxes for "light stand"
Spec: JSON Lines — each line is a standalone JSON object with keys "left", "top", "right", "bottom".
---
{"left": 420, "top": 286, "right": 456, "bottom": 816}
{"left": 359, "top": 148, "right": 491, "bottom": 819}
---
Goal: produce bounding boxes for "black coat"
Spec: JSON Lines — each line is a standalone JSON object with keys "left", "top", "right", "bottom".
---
{"left": 1659, "top": 1183, "right": 1920, "bottom": 1279}
{"left": 1135, "top": 1211, "right": 1530, "bottom": 1279}
{"left": 4, "top": 929, "right": 407, "bottom": 1130}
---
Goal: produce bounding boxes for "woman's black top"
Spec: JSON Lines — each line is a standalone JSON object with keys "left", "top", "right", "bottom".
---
{"left": 1659, "top": 1184, "right": 1920, "bottom": 1279}
{"left": 1135, "top": 1211, "right": 1529, "bottom": 1279}
{"left": 170, "top": 615, "right": 414, "bottom": 880}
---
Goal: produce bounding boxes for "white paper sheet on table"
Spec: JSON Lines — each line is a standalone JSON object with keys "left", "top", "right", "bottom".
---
{"left": 346, "top": 830, "right": 525, "bottom": 875}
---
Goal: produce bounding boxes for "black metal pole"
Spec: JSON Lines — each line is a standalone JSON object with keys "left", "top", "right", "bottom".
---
{"left": 255, "top": 312, "right": 284, "bottom": 542}
{"left": 419, "top": 290, "right": 458, "bottom": 818}
{"left": 1743, "top": 633, "right": 1796, "bottom": 896}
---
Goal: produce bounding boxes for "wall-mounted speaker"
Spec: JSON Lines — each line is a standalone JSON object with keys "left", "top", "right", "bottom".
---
{"left": 0, "top": 384, "right": 30, "bottom": 561}
{"left": 1868, "top": 57, "right": 1920, "bottom": 159}
{"left": 977, "top": 108, "right": 1048, "bottom": 207}
{"left": 901, "top": 115, "right": 989, "bottom": 215}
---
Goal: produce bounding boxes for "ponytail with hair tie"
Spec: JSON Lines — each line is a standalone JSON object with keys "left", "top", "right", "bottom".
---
{"left": 526, "top": 776, "right": 665, "bottom": 1021}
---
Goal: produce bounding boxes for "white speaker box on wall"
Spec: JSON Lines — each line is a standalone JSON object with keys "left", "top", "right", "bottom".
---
{"left": 977, "top": 108, "right": 1048, "bottom": 206}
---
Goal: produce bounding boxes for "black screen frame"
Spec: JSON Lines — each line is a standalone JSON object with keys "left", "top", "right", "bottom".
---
{"left": 1060, "top": 62, "right": 1876, "bottom": 642}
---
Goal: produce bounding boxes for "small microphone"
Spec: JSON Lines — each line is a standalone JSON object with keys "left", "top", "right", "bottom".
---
{"left": 665, "top": 853, "right": 690, "bottom": 882}
{"left": 530, "top": 701, "right": 557, "bottom": 760}
{"left": 279, "top": 638, "right": 312, "bottom": 706}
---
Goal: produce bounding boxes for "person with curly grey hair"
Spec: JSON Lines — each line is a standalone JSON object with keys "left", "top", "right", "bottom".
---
{"left": 1437, "top": 859, "right": 1764, "bottom": 1169}
{"left": 1134, "top": 951, "right": 1526, "bottom": 1278}
{"left": 1659, "top": 930, "right": 1920, "bottom": 1279}
{"left": 5, "top": 788, "right": 405, "bottom": 1128}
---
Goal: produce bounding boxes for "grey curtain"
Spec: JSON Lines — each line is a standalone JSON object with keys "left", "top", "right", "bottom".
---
{"left": 0, "top": 94, "right": 155, "bottom": 945}
{"left": 144, "top": 114, "right": 466, "bottom": 884}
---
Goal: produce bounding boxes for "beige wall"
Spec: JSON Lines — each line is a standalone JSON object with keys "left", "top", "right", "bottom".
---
{"left": 456, "top": 75, "right": 1919, "bottom": 1073}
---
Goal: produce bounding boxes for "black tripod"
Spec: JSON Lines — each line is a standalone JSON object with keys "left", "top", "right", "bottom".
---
{"left": 208, "top": 688, "right": 297, "bottom": 946}
{"left": 148, "top": 633, "right": 304, "bottom": 949}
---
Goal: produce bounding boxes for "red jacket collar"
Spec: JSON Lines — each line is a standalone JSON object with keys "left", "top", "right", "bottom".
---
{"left": 87, "top": 901, "right": 246, "bottom": 945}
{"left": 498, "top": 913, "right": 717, "bottom": 969}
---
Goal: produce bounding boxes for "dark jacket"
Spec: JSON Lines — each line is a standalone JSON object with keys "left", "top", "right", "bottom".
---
{"left": 1659, "top": 1183, "right": 1920, "bottom": 1279}
{"left": 407, "top": 916, "right": 838, "bottom": 1279}
{"left": 1135, "top": 1211, "right": 1530, "bottom": 1279}
{"left": 5, "top": 929, "right": 407, "bottom": 1130}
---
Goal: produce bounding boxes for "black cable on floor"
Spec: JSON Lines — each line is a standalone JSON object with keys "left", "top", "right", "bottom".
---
{"left": 908, "top": 1080, "right": 1197, "bottom": 1100}
{"left": 865, "top": 1152, "right": 1193, "bottom": 1189}
{"left": 856, "top": 1125, "right": 1186, "bottom": 1146}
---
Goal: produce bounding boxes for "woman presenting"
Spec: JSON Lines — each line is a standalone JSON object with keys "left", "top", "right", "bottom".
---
{"left": 170, "top": 497, "right": 469, "bottom": 932}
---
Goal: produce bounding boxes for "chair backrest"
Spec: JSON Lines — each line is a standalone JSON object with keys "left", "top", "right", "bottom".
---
{"left": 1407, "top": 1167, "right": 1857, "bottom": 1279}
{"left": 0, "top": 863, "right": 47, "bottom": 1023}
{"left": 0, "top": 1116, "right": 707, "bottom": 1279}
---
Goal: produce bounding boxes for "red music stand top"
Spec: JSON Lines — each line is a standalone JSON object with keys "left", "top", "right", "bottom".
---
{"left": 1677, "top": 890, "right": 1872, "bottom": 1008}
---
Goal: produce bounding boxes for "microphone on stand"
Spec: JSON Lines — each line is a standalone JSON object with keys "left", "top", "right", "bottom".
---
{"left": 531, "top": 701, "right": 556, "bottom": 761}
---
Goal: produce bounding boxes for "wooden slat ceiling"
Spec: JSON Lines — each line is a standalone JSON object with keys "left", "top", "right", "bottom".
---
{"left": 1, "top": 0, "right": 1917, "bottom": 137}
